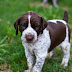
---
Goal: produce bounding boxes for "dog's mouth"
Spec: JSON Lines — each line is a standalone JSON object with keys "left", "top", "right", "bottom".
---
{"left": 25, "top": 34, "right": 34, "bottom": 42}
{"left": 26, "top": 41, "right": 33, "bottom": 43}
{"left": 25, "top": 38, "right": 38, "bottom": 43}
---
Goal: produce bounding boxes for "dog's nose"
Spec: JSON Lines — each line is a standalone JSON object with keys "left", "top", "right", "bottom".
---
{"left": 25, "top": 33, "right": 34, "bottom": 42}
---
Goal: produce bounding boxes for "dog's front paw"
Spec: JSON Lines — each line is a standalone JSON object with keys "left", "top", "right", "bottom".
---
{"left": 31, "top": 69, "right": 39, "bottom": 72}
{"left": 61, "top": 62, "right": 68, "bottom": 68}
{"left": 31, "top": 70, "right": 37, "bottom": 72}
{"left": 24, "top": 70, "right": 30, "bottom": 72}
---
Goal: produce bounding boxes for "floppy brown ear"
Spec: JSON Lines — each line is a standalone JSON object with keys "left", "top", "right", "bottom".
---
{"left": 14, "top": 17, "right": 21, "bottom": 35}
{"left": 41, "top": 17, "right": 48, "bottom": 33}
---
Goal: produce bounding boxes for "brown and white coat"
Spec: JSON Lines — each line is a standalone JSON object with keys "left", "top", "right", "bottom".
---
{"left": 14, "top": 11, "right": 71, "bottom": 72}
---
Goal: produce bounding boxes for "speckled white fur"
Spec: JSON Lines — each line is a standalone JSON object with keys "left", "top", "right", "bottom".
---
{"left": 59, "top": 23, "right": 71, "bottom": 68}
{"left": 23, "top": 29, "right": 51, "bottom": 72}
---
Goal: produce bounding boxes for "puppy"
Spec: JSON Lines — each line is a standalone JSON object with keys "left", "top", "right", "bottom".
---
{"left": 14, "top": 11, "right": 71, "bottom": 72}
{"left": 42, "top": 0, "right": 58, "bottom": 8}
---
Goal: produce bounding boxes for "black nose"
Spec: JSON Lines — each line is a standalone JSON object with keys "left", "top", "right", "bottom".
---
{"left": 25, "top": 34, "right": 34, "bottom": 42}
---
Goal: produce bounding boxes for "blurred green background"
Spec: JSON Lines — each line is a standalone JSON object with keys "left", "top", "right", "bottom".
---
{"left": 0, "top": 0, "right": 72, "bottom": 72}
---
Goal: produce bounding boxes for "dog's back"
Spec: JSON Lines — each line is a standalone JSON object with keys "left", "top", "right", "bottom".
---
{"left": 47, "top": 11, "right": 71, "bottom": 52}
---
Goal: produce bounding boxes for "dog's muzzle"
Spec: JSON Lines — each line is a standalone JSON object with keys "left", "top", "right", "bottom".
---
{"left": 25, "top": 33, "right": 34, "bottom": 42}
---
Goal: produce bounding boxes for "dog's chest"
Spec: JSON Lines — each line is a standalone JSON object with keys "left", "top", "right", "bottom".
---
{"left": 22, "top": 29, "right": 51, "bottom": 55}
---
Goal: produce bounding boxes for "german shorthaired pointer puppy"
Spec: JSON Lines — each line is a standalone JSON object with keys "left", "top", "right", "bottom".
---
{"left": 14, "top": 11, "right": 71, "bottom": 72}
{"left": 42, "top": 0, "right": 58, "bottom": 8}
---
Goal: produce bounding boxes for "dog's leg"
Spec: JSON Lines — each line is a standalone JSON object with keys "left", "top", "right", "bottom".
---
{"left": 52, "top": 0, "right": 58, "bottom": 8}
{"left": 47, "top": 49, "right": 55, "bottom": 58}
{"left": 32, "top": 57, "right": 46, "bottom": 72}
{"left": 31, "top": 52, "right": 47, "bottom": 72}
{"left": 24, "top": 49, "right": 34, "bottom": 72}
{"left": 60, "top": 42, "right": 71, "bottom": 68}
{"left": 42, "top": 0, "right": 47, "bottom": 6}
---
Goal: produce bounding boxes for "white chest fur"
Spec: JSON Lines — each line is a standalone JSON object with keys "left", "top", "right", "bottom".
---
{"left": 21, "top": 29, "right": 51, "bottom": 57}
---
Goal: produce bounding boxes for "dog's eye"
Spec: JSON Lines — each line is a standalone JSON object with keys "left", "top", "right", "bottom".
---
{"left": 21, "top": 22, "right": 28, "bottom": 29}
{"left": 22, "top": 24, "right": 24, "bottom": 26}
{"left": 35, "top": 25, "right": 39, "bottom": 30}
{"left": 36, "top": 25, "right": 39, "bottom": 28}
{"left": 22, "top": 24, "right": 26, "bottom": 29}
{"left": 22, "top": 24, "right": 25, "bottom": 27}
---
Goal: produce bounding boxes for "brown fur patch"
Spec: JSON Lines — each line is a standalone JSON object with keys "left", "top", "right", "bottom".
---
{"left": 47, "top": 21, "right": 66, "bottom": 52}
{"left": 14, "top": 11, "right": 48, "bottom": 36}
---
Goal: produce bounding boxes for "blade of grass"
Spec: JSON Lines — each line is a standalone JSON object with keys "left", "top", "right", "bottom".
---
{"left": 0, "top": 35, "right": 8, "bottom": 44}
{"left": 0, "top": 44, "right": 7, "bottom": 47}
{"left": 0, "top": 49, "right": 9, "bottom": 54}
{"left": 0, "top": 57, "right": 4, "bottom": 61}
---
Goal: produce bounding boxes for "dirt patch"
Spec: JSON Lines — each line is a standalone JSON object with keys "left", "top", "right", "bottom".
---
{"left": 0, "top": 18, "right": 3, "bottom": 22}
{"left": 0, "top": 63, "right": 13, "bottom": 72}
{"left": 62, "top": 6, "right": 69, "bottom": 10}
{"left": 30, "top": 1, "right": 50, "bottom": 8}
{"left": 0, "top": 69, "right": 12, "bottom": 72}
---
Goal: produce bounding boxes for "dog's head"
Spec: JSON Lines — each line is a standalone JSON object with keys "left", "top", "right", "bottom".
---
{"left": 14, "top": 11, "right": 47, "bottom": 43}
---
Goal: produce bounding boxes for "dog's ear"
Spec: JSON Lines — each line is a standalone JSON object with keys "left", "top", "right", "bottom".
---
{"left": 41, "top": 16, "right": 48, "bottom": 33}
{"left": 14, "top": 17, "right": 21, "bottom": 35}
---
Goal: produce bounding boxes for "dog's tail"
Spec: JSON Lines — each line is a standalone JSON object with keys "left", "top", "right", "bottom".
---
{"left": 63, "top": 11, "right": 68, "bottom": 23}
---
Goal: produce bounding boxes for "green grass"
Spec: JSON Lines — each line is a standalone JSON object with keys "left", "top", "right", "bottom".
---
{"left": 0, "top": 0, "right": 72, "bottom": 72}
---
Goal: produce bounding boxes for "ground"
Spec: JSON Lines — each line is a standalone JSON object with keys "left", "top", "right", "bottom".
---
{"left": 0, "top": 0, "right": 72, "bottom": 72}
